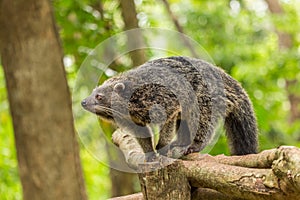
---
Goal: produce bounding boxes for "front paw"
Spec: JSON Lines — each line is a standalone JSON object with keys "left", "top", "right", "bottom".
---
{"left": 167, "top": 145, "right": 201, "bottom": 158}
{"left": 183, "top": 146, "right": 201, "bottom": 155}
{"left": 169, "top": 146, "right": 188, "bottom": 159}
{"left": 145, "top": 151, "right": 159, "bottom": 162}
{"left": 156, "top": 145, "right": 186, "bottom": 159}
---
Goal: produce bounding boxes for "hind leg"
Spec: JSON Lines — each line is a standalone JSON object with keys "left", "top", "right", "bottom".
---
{"left": 183, "top": 123, "right": 214, "bottom": 155}
{"left": 156, "top": 114, "right": 178, "bottom": 156}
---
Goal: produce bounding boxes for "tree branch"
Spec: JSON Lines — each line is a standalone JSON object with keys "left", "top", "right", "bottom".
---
{"left": 112, "top": 128, "right": 147, "bottom": 170}
{"left": 159, "top": 0, "right": 199, "bottom": 58}
{"left": 108, "top": 193, "right": 143, "bottom": 200}
{"left": 112, "top": 129, "right": 300, "bottom": 199}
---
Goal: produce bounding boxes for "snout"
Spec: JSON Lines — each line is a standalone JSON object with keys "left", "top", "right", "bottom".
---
{"left": 81, "top": 99, "right": 88, "bottom": 107}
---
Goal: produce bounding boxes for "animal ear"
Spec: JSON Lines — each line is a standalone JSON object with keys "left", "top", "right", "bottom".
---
{"left": 113, "top": 82, "right": 126, "bottom": 93}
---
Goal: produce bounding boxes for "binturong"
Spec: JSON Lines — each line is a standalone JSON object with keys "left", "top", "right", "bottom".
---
{"left": 81, "top": 56, "right": 258, "bottom": 160}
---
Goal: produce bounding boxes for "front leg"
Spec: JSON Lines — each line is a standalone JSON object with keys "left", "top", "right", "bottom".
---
{"left": 130, "top": 125, "right": 157, "bottom": 161}
{"left": 156, "top": 114, "right": 178, "bottom": 153}
{"left": 156, "top": 113, "right": 194, "bottom": 158}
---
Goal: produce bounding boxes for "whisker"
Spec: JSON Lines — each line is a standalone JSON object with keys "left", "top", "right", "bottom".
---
{"left": 94, "top": 105, "right": 125, "bottom": 118}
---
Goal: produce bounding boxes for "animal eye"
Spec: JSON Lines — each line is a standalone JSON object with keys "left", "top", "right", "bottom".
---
{"left": 113, "top": 82, "right": 125, "bottom": 93}
{"left": 95, "top": 93, "right": 104, "bottom": 100}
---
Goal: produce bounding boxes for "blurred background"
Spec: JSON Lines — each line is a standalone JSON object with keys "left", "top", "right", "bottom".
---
{"left": 0, "top": 0, "right": 299, "bottom": 199}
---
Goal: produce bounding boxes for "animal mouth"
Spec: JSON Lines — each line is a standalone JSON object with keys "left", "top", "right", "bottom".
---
{"left": 93, "top": 104, "right": 125, "bottom": 120}
{"left": 95, "top": 108, "right": 113, "bottom": 118}
{"left": 96, "top": 111, "right": 115, "bottom": 121}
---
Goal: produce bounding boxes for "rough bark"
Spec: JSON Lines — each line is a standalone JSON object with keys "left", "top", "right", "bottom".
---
{"left": 191, "top": 188, "right": 231, "bottom": 200}
{"left": 112, "top": 128, "right": 146, "bottom": 170}
{"left": 112, "top": 129, "right": 190, "bottom": 199}
{"left": 138, "top": 161, "right": 190, "bottom": 200}
{"left": 109, "top": 193, "right": 143, "bottom": 200}
{"left": 112, "top": 128, "right": 300, "bottom": 200}
{"left": 0, "top": 0, "right": 87, "bottom": 199}
{"left": 119, "top": 0, "right": 146, "bottom": 67}
{"left": 265, "top": 0, "right": 300, "bottom": 123}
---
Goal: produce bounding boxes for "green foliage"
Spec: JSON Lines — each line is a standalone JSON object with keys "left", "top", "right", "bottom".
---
{"left": 53, "top": 0, "right": 123, "bottom": 68}
{"left": 0, "top": 66, "right": 22, "bottom": 200}
{"left": 81, "top": 149, "right": 111, "bottom": 200}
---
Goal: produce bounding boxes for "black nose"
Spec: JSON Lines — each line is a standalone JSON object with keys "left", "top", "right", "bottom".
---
{"left": 81, "top": 99, "right": 87, "bottom": 107}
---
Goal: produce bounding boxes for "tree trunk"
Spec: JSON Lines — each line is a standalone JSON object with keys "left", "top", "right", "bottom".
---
{"left": 110, "top": 168, "right": 139, "bottom": 197}
{"left": 0, "top": 0, "right": 87, "bottom": 199}
{"left": 138, "top": 162, "right": 191, "bottom": 200}
{"left": 119, "top": 0, "right": 146, "bottom": 67}
{"left": 159, "top": 0, "right": 199, "bottom": 58}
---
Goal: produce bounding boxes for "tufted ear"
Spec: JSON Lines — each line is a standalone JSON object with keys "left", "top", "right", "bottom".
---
{"left": 113, "top": 82, "right": 126, "bottom": 93}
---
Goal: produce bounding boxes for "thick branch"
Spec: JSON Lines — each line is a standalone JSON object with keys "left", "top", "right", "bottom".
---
{"left": 112, "top": 129, "right": 300, "bottom": 200}
{"left": 108, "top": 193, "right": 143, "bottom": 200}
{"left": 183, "top": 160, "right": 281, "bottom": 199}
{"left": 112, "top": 129, "right": 146, "bottom": 170}
{"left": 186, "top": 146, "right": 300, "bottom": 199}
{"left": 184, "top": 149, "right": 277, "bottom": 168}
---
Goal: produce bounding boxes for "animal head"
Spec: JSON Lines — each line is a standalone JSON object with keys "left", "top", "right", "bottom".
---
{"left": 81, "top": 77, "right": 134, "bottom": 122}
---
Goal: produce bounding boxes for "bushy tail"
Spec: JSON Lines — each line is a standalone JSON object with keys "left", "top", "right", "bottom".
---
{"left": 224, "top": 98, "right": 258, "bottom": 155}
